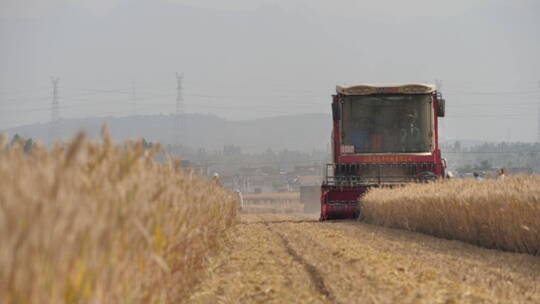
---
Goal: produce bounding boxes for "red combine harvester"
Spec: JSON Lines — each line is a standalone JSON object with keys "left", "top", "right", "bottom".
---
{"left": 320, "top": 83, "right": 446, "bottom": 220}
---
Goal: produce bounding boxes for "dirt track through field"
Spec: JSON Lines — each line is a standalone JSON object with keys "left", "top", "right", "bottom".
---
{"left": 189, "top": 214, "right": 540, "bottom": 303}
{"left": 266, "top": 222, "right": 337, "bottom": 303}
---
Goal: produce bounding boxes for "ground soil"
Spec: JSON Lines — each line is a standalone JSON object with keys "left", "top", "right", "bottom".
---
{"left": 189, "top": 213, "right": 540, "bottom": 304}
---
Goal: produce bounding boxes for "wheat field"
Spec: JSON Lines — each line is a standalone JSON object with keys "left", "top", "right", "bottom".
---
{"left": 361, "top": 176, "right": 540, "bottom": 255}
{"left": 0, "top": 131, "right": 237, "bottom": 304}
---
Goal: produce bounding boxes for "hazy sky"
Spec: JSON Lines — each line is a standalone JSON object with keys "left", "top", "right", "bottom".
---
{"left": 1, "top": 0, "right": 539, "bottom": 142}
{"left": 0, "top": 0, "right": 530, "bottom": 18}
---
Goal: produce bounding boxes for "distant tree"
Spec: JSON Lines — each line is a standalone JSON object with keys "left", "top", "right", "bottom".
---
{"left": 10, "top": 134, "right": 22, "bottom": 146}
{"left": 142, "top": 138, "right": 153, "bottom": 149}
{"left": 478, "top": 160, "right": 492, "bottom": 171}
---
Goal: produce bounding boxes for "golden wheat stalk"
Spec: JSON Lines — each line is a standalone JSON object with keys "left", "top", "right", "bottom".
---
{"left": 361, "top": 176, "right": 540, "bottom": 255}
{"left": 0, "top": 132, "right": 237, "bottom": 304}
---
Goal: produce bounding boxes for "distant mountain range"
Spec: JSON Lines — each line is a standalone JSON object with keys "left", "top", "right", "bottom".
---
{"left": 4, "top": 113, "right": 332, "bottom": 153}
{"left": 5, "top": 113, "right": 525, "bottom": 153}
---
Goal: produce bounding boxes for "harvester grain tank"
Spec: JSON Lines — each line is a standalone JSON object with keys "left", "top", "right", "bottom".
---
{"left": 320, "top": 84, "right": 446, "bottom": 220}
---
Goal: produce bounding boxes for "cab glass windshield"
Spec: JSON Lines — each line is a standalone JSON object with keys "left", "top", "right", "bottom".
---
{"left": 341, "top": 94, "right": 433, "bottom": 153}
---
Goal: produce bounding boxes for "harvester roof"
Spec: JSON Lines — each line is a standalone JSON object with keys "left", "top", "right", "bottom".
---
{"left": 336, "top": 83, "right": 436, "bottom": 96}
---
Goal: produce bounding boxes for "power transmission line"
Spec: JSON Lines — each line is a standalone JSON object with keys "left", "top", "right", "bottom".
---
{"left": 5, "top": 81, "right": 540, "bottom": 134}
{"left": 0, "top": 87, "right": 50, "bottom": 96}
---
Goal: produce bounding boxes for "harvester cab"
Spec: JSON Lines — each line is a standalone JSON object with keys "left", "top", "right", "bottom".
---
{"left": 320, "top": 83, "right": 446, "bottom": 221}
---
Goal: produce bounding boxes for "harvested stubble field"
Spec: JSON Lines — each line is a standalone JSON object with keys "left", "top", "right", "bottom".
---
{"left": 190, "top": 213, "right": 540, "bottom": 303}
{"left": 362, "top": 176, "right": 540, "bottom": 255}
{"left": 241, "top": 192, "right": 303, "bottom": 214}
{"left": 190, "top": 177, "right": 540, "bottom": 303}
{"left": 0, "top": 132, "right": 236, "bottom": 304}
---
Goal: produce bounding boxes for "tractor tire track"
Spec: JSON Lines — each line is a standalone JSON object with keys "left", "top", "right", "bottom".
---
{"left": 189, "top": 215, "right": 329, "bottom": 304}
{"left": 263, "top": 221, "right": 338, "bottom": 303}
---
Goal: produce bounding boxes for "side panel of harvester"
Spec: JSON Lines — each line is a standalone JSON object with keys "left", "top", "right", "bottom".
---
{"left": 320, "top": 186, "right": 367, "bottom": 220}
{"left": 320, "top": 84, "right": 446, "bottom": 220}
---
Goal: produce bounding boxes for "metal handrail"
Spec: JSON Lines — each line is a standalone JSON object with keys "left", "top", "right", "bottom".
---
{"left": 323, "top": 162, "right": 440, "bottom": 187}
